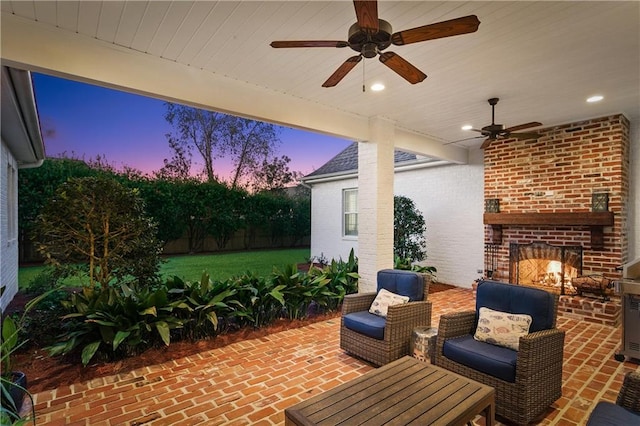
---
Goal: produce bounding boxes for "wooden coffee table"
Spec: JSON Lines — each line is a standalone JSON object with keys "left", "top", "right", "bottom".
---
{"left": 285, "top": 356, "right": 495, "bottom": 426}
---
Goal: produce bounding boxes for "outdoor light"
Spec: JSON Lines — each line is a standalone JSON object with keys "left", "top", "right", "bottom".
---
{"left": 592, "top": 193, "right": 609, "bottom": 212}
{"left": 485, "top": 198, "right": 500, "bottom": 213}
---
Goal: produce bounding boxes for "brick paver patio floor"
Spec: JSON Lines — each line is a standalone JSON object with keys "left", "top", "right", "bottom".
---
{"left": 28, "top": 287, "right": 639, "bottom": 425}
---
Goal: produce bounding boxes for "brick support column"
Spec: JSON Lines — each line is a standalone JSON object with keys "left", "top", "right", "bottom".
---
{"left": 357, "top": 117, "right": 395, "bottom": 293}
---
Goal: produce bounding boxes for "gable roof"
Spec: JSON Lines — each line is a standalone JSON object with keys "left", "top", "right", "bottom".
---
{"left": 304, "top": 142, "right": 446, "bottom": 182}
{"left": 304, "top": 142, "right": 419, "bottom": 179}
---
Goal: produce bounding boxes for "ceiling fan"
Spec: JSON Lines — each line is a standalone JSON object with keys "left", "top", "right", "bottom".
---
{"left": 471, "top": 98, "right": 543, "bottom": 149}
{"left": 270, "top": 1, "right": 480, "bottom": 87}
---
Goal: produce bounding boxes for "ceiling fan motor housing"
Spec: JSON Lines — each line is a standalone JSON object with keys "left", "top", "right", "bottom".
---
{"left": 348, "top": 19, "right": 392, "bottom": 56}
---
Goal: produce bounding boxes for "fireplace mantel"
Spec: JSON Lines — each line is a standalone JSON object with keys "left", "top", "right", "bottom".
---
{"left": 484, "top": 212, "right": 614, "bottom": 249}
{"left": 483, "top": 212, "right": 614, "bottom": 226}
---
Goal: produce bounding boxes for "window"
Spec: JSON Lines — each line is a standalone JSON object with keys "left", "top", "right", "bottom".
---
{"left": 343, "top": 188, "right": 358, "bottom": 237}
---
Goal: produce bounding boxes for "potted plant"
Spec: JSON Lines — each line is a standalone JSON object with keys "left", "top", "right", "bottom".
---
{"left": 1, "top": 286, "right": 52, "bottom": 424}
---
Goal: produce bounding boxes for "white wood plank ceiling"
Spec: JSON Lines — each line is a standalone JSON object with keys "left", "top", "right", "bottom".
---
{"left": 2, "top": 1, "right": 638, "bottom": 149}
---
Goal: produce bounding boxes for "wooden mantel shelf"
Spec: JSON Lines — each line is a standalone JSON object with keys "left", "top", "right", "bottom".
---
{"left": 483, "top": 212, "right": 614, "bottom": 250}
{"left": 483, "top": 212, "right": 614, "bottom": 226}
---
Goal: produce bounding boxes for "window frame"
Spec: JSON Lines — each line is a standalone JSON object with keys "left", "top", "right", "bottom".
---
{"left": 342, "top": 188, "right": 358, "bottom": 238}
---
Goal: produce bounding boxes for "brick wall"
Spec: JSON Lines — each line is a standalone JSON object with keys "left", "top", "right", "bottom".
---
{"left": 484, "top": 114, "right": 630, "bottom": 281}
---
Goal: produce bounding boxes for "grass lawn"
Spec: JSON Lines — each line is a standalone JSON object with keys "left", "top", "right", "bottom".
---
{"left": 18, "top": 248, "right": 310, "bottom": 289}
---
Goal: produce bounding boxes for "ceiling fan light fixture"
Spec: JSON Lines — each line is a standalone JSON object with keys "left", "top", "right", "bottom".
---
{"left": 587, "top": 95, "right": 604, "bottom": 103}
{"left": 270, "top": 1, "right": 480, "bottom": 87}
{"left": 461, "top": 124, "right": 473, "bottom": 131}
{"left": 370, "top": 83, "right": 385, "bottom": 91}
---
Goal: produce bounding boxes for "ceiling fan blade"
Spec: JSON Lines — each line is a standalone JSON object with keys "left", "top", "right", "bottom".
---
{"left": 510, "top": 132, "right": 541, "bottom": 140}
{"left": 270, "top": 40, "right": 349, "bottom": 48}
{"left": 379, "top": 52, "right": 427, "bottom": 84}
{"left": 505, "top": 121, "right": 542, "bottom": 132}
{"left": 480, "top": 138, "right": 493, "bottom": 149}
{"left": 322, "top": 55, "right": 362, "bottom": 87}
{"left": 391, "top": 15, "right": 480, "bottom": 45}
{"left": 353, "top": 1, "right": 379, "bottom": 33}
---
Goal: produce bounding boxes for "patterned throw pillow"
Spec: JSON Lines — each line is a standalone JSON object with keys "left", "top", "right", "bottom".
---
{"left": 369, "top": 288, "right": 410, "bottom": 317}
{"left": 474, "top": 307, "right": 532, "bottom": 351}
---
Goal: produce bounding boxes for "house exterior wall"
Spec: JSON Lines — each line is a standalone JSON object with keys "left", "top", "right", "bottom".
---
{"left": 310, "top": 176, "right": 359, "bottom": 262}
{"left": 0, "top": 139, "right": 19, "bottom": 311}
{"left": 309, "top": 151, "right": 485, "bottom": 288}
{"left": 308, "top": 116, "right": 638, "bottom": 290}
{"left": 395, "top": 149, "right": 485, "bottom": 287}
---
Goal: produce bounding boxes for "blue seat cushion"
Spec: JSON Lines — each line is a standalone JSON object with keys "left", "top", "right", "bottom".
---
{"left": 476, "top": 280, "right": 555, "bottom": 332}
{"left": 587, "top": 401, "right": 640, "bottom": 425}
{"left": 343, "top": 311, "right": 386, "bottom": 340}
{"left": 443, "top": 335, "right": 518, "bottom": 382}
{"left": 377, "top": 269, "right": 423, "bottom": 301}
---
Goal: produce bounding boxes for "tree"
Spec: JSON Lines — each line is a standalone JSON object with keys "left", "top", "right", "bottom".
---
{"left": 163, "top": 103, "right": 284, "bottom": 189}
{"left": 18, "top": 157, "right": 101, "bottom": 262}
{"left": 164, "top": 103, "right": 229, "bottom": 182}
{"left": 393, "top": 195, "right": 427, "bottom": 263}
{"left": 225, "top": 118, "right": 280, "bottom": 189}
{"left": 251, "top": 155, "right": 302, "bottom": 193}
{"left": 154, "top": 136, "right": 192, "bottom": 180}
{"left": 34, "top": 176, "right": 162, "bottom": 288}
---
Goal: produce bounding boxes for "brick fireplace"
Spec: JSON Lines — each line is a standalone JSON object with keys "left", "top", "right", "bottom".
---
{"left": 482, "top": 114, "right": 630, "bottom": 325}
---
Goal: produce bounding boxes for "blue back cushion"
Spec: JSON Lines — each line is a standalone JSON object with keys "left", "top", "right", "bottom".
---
{"left": 475, "top": 280, "right": 556, "bottom": 332}
{"left": 377, "top": 269, "right": 423, "bottom": 301}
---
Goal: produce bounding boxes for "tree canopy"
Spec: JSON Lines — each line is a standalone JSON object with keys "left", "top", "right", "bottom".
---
{"left": 163, "top": 103, "right": 301, "bottom": 191}
{"left": 34, "top": 176, "right": 162, "bottom": 288}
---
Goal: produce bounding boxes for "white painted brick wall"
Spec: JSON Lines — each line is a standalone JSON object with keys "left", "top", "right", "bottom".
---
{"left": 0, "top": 140, "right": 19, "bottom": 311}
{"left": 395, "top": 150, "right": 484, "bottom": 288}
{"left": 310, "top": 177, "right": 359, "bottom": 262}
{"left": 357, "top": 135, "right": 395, "bottom": 292}
{"left": 310, "top": 149, "right": 484, "bottom": 289}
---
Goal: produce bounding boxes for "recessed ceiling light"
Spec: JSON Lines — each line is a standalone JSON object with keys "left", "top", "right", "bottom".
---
{"left": 370, "top": 83, "right": 385, "bottom": 92}
{"left": 461, "top": 124, "right": 473, "bottom": 131}
{"left": 587, "top": 95, "right": 604, "bottom": 103}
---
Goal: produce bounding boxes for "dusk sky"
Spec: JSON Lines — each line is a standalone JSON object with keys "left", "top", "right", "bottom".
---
{"left": 31, "top": 73, "right": 352, "bottom": 180}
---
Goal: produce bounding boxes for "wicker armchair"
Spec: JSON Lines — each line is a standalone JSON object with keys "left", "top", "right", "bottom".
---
{"left": 435, "top": 280, "right": 565, "bottom": 425}
{"left": 587, "top": 371, "right": 640, "bottom": 424}
{"left": 340, "top": 269, "right": 431, "bottom": 367}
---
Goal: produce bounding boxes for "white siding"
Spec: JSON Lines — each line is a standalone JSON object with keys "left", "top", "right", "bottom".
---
{"left": 310, "top": 177, "right": 358, "bottom": 263}
{"left": 0, "top": 139, "right": 19, "bottom": 311}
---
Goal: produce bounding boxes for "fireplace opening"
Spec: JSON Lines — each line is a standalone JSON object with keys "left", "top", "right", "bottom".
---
{"left": 509, "top": 242, "right": 582, "bottom": 294}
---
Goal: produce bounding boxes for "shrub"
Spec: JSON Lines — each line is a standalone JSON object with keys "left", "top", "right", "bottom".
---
{"left": 45, "top": 252, "right": 360, "bottom": 366}
{"left": 394, "top": 195, "right": 427, "bottom": 263}
{"left": 231, "top": 272, "right": 285, "bottom": 328}
{"left": 48, "top": 283, "right": 184, "bottom": 366}
{"left": 34, "top": 176, "right": 162, "bottom": 289}
{"left": 165, "top": 274, "right": 245, "bottom": 339}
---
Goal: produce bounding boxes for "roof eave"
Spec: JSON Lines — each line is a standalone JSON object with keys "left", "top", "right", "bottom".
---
{"left": 1, "top": 66, "right": 46, "bottom": 168}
